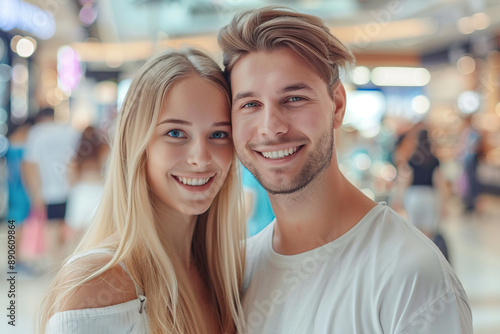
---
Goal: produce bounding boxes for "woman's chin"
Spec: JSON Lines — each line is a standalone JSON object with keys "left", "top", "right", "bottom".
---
{"left": 179, "top": 201, "right": 213, "bottom": 217}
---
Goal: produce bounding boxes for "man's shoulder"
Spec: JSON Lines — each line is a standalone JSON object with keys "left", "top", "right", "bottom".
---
{"left": 356, "top": 206, "right": 471, "bottom": 332}
{"left": 364, "top": 203, "right": 427, "bottom": 242}
{"left": 374, "top": 207, "right": 465, "bottom": 295}
{"left": 360, "top": 205, "right": 453, "bottom": 278}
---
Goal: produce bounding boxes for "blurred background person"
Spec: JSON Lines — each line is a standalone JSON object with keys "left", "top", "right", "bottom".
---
{"left": 389, "top": 121, "right": 424, "bottom": 214}
{"left": 400, "top": 129, "right": 450, "bottom": 260}
{"left": 4, "top": 118, "right": 33, "bottom": 271}
{"left": 64, "top": 125, "right": 109, "bottom": 246}
{"left": 457, "top": 115, "right": 483, "bottom": 213}
{"left": 390, "top": 121, "right": 425, "bottom": 170}
{"left": 22, "top": 107, "right": 81, "bottom": 268}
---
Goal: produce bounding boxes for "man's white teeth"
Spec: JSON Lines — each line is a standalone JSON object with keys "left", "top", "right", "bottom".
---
{"left": 261, "top": 147, "right": 298, "bottom": 159}
{"left": 176, "top": 177, "right": 211, "bottom": 186}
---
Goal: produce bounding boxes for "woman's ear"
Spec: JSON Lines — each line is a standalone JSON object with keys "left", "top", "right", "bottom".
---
{"left": 331, "top": 82, "right": 346, "bottom": 130}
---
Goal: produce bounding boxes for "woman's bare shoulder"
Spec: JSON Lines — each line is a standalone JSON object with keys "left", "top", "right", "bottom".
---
{"left": 56, "top": 252, "right": 138, "bottom": 312}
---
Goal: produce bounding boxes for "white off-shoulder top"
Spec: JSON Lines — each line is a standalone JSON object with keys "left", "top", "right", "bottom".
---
{"left": 46, "top": 249, "right": 149, "bottom": 334}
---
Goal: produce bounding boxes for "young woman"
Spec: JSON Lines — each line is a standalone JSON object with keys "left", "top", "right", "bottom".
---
{"left": 403, "top": 129, "right": 448, "bottom": 238}
{"left": 39, "top": 48, "right": 247, "bottom": 334}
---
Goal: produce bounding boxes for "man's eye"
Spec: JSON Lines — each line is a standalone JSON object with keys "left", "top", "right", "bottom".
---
{"left": 288, "top": 96, "right": 303, "bottom": 102}
{"left": 210, "top": 131, "right": 229, "bottom": 139}
{"left": 166, "top": 130, "right": 186, "bottom": 138}
{"left": 243, "top": 102, "right": 259, "bottom": 108}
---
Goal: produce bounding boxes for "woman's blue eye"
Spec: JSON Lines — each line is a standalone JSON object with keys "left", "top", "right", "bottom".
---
{"left": 243, "top": 102, "right": 258, "bottom": 108}
{"left": 211, "top": 131, "right": 228, "bottom": 139}
{"left": 166, "top": 130, "right": 185, "bottom": 138}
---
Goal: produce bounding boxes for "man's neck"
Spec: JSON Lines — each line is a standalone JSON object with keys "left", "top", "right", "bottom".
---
{"left": 269, "top": 166, "right": 376, "bottom": 255}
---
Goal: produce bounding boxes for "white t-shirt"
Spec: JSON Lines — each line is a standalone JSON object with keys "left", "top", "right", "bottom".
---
{"left": 24, "top": 122, "right": 80, "bottom": 204}
{"left": 242, "top": 204, "right": 472, "bottom": 334}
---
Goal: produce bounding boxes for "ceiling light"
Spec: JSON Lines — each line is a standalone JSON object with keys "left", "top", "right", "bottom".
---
{"left": 457, "top": 91, "right": 480, "bottom": 114}
{"left": 456, "top": 55, "right": 475, "bottom": 75}
{"left": 354, "top": 153, "right": 372, "bottom": 171}
{"left": 411, "top": 95, "right": 430, "bottom": 115}
{"left": 381, "top": 165, "right": 397, "bottom": 182}
{"left": 472, "top": 12, "right": 489, "bottom": 30}
{"left": 79, "top": 4, "right": 98, "bottom": 26}
{"left": 351, "top": 66, "right": 371, "bottom": 85}
{"left": 15, "top": 38, "right": 35, "bottom": 58}
{"left": 457, "top": 17, "right": 474, "bottom": 34}
{"left": 0, "top": 0, "right": 55, "bottom": 39}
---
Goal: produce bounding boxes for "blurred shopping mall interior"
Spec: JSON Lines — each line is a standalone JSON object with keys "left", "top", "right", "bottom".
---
{"left": 1, "top": 0, "right": 500, "bottom": 333}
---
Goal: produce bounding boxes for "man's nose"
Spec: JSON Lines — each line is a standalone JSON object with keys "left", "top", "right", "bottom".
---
{"left": 258, "top": 105, "right": 289, "bottom": 138}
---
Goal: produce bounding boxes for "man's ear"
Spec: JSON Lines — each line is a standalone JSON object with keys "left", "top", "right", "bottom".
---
{"left": 331, "top": 82, "right": 346, "bottom": 130}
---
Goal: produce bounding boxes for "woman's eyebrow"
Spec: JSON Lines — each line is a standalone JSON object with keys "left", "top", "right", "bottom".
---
{"left": 157, "top": 119, "right": 231, "bottom": 127}
{"left": 212, "top": 121, "right": 231, "bottom": 127}
{"left": 156, "top": 118, "right": 191, "bottom": 126}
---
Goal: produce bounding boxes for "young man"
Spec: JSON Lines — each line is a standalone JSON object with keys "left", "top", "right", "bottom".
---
{"left": 219, "top": 7, "right": 472, "bottom": 334}
{"left": 23, "top": 107, "right": 80, "bottom": 267}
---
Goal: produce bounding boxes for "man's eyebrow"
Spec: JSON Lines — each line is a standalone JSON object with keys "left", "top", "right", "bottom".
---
{"left": 232, "top": 83, "right": 314, "bottom": 104}
{"left": 232, "top": 91, "right": 255, "bottom": 104}
{"left": 277, "top": 83, "right": 314, "bottom": 94}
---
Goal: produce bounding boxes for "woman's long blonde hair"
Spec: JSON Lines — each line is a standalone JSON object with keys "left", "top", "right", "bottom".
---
{"left": 39, "top": 48, "right": 247, "bottom": 334}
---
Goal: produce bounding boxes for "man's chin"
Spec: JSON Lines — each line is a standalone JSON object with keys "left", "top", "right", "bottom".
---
{"left": 259, "top": 177, "right": 311, "bottom": 196}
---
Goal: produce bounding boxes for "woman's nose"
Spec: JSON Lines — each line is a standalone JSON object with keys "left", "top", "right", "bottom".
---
{"left": 186, "top": 139, "right": 212, "bottom": 168}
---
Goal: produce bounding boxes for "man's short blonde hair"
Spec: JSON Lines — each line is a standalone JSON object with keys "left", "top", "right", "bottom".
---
{"left": 218, "top": 6, "right": 355, "bottom": 89}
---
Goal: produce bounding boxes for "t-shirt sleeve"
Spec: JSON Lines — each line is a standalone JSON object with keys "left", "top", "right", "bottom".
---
{"left": 382, "top": 218, "right": 473, "bottom": 334}
{"left": 388, "top": 232, "right": 473, "bottom": 334}
{"left": 397, "top": 289, "right": 472, "bottom": 334}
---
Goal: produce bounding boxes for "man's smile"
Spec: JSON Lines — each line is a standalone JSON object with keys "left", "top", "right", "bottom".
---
{"left": 258, "top": 146, "right": 303, "bottom": 159}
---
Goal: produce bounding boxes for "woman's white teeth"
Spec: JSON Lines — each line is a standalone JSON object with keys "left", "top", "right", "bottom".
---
{"left": 261, "top": 147, "right": 298, "bottom": 159}
{"left": 177, "top": 176, "right": 211, "bottom": 186}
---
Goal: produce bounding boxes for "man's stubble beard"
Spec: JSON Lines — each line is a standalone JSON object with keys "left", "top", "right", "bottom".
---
{"left": 238, "top": 125, "right": 335, "bottom": 195}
